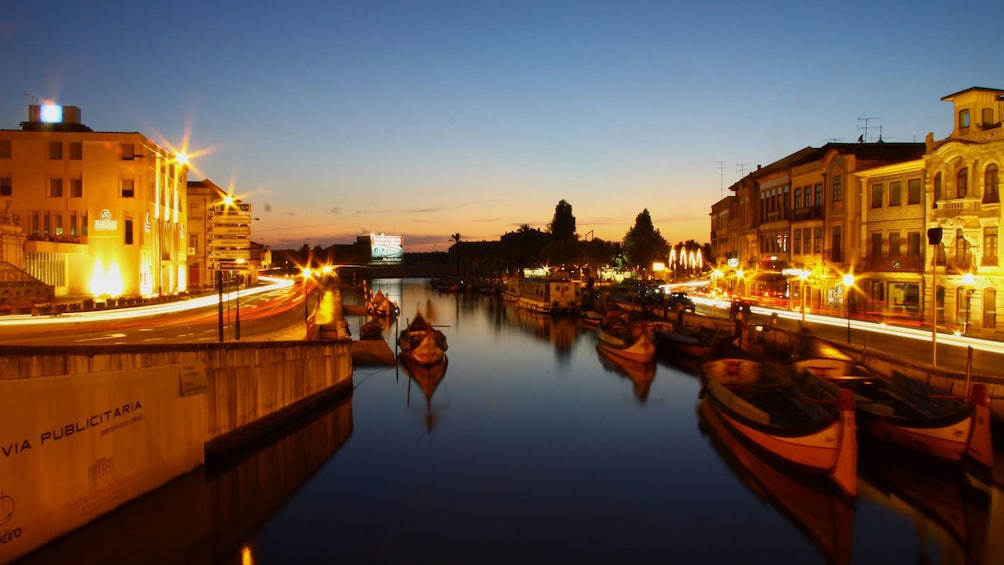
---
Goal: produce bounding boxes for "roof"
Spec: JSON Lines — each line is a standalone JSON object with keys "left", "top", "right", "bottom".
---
{"left": 940, "top": 86, "right": 1004, "bottom": 101}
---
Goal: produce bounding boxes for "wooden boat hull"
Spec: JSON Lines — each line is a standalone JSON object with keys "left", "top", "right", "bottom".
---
{"left": 597, "top": 326, "right": 656, "bottom": 363}
{"left": 400, "top": 332, "right": 446, "bottom": 366}
{"left": 701, "top": 378, "right": 857, "bottom": 497}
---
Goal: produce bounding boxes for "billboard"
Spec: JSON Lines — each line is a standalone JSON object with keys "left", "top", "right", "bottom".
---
{"left": 370, "top": 233, "right": 403, "bottom": 263}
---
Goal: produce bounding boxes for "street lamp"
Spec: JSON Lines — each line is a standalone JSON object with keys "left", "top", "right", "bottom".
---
{"left": 302, "top": 267, "right": 313, "bottom": 321}
{"left": 842, "top": 273, "right": 855, "bottom": 344}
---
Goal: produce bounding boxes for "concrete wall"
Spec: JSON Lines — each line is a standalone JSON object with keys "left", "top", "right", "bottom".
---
{"left": 0, "top": 338, "right": 353, "bottom": 562}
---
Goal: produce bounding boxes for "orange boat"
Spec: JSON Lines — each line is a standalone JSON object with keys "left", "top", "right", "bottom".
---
{"left": 700, "top": 369, "right": 858, "bottom": 498}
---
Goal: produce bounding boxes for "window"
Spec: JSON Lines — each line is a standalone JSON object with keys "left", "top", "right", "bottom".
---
{"left": 870, "top": 233, "right": 883, "bottom": 257}
{"left": 889, "top": 181, "right": 901, "bottom": 206}
{"left": 960, "top": 109, "right": 971, "bottom": 129}
{"left": 794, "top": 187, "right": 802, "bottom": 209}
{"left": 54, "top": 214, "right": 63, "bottom": 236}
{"left": 43, "top": 213, "right": 50, "bottom": 236}
{"left": 124, "top": 219, "right": 134, "bottom": 245}
{"left": 70, "top": 178, "right": 82, "bottom": 197}
{"left": 957, "top": 168, "right": 968, "bottom": 198}
{"left": 814, "top": 183, "right": 823, "bottom": 206}
{"left": 908, "top": 232, "right": 921, "bottom": 256}
{"left": 49, "top": 141, "right": 62, "bottom": 160}
{"left": 49, "top": 178, "right": 63, "bottom": 198}
{"left": 793, "top": 228, "right": 801, "bottom": 254}
{"left": 983, "top": 108, "right": 995, "bottom": 127}
{"left": 985, "top": 227, "right": 999, "bottom": 266}
{"left": 814, "top": 227, "right": 823, "bottom": 253}
{"left": 934, "top": 172, "right": 943, "bottom": 200}
{"left": 0, "top": 177, "right": 10, "bottom": 197}
{"left": 908, "top": 178, "right": 921, "bottom": 204}
{"left": 82, "top": 212, "right": 88, "bottom": 236}
{"left": 832, "top": 225, "right": 842, "bottom": 262}
{"left": 0, "top": 139, "right": 10, "bottom": 158}
{"left": 189, "top": 233, "right": 199, "bottom": 253}
{"left": 69, "top": 141, "right": 82, "bottom": 160}
{"left": 121, "top": 143, "right": 135, "bottom": 160}
{"left": 984, "top": 288, "right": 997, "bottom": 328}
{"left": 956, "top": 228, "right": 969, "bottom": 266}
{"left": 832, "top": 174, "right": 842, "bottom": 202}
{"left": 30, "top": 212, "right": 39, "bottom": 235}
{"left": 70, "top": 212, "right": 77, "bottom": 236}
{"left": 985, "top": 165, "right": 999, "bottom": 204}
{"left": 889, "top": 233, "right": 901, "bottom": 257}
{"left": 871, "top": 183, "right": 883, "bottom": 208}
{"left": 121, "top": 179, "right": 135, "bottom": 198}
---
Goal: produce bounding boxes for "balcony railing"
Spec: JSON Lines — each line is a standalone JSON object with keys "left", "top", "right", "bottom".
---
{"left": 792, "top": 206, "right": 824, "bottom": 221}
{"left": 860, "top": 255, "right": 924, "bottom": 273}
{"left": 982, "top": 255, "right": 999, "bottom": 267}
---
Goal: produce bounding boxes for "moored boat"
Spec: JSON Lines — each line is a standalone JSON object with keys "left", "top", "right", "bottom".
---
{"left": 653, "top": 323, "right": 713, "bottom": 358}
{"left": 700, "top": 337, "right": 761, "bottom": 385}
{"left": 699, "top": 365, "right": 858, "bottom": 497}
{"left": 367, "top": 289, "right": 400, "bottom": 317}
{"left": 596, "top": 315, "right": 656, "bottom": 363}
{"left": 398, "top": 313, "right": 448, "bottom": 366}
{"left": 790, "top": 336, "right": 994, "bottom": 470}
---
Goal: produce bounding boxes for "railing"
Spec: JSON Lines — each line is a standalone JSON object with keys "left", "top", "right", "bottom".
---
{"left": 792, "top": 206, "right": 824, "bottom": 221}
{"left": 860, "top": 255, "right": 924, "bottom": 273}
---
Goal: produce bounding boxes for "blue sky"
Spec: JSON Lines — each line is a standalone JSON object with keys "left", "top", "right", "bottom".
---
{"left": 3, "top": 0, "right": 1002, "bottom": 251}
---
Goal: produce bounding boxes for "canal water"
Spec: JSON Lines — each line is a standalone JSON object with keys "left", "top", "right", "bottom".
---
{"left": 19, "top": 278, "right": 1002, "bottom": 564}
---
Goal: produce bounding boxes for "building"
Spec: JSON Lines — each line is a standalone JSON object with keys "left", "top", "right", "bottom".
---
{"left": 709, "top": 85, "right": 1004, "bottom": 336}
{"left": 0, "top": 103, "right": 189, "bottom": 299}
{"left": 186, "top": 179, "right": 257, "bottom": 290}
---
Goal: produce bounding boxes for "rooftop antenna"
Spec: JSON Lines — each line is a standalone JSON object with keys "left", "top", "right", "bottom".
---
{"left": 23, "top": 91, "right": 40, "bottom": 104}
{"left": 857, "top": 117, "right": 880, "bottom": 143}
{"left": 736, "top": 163, "right": 752, "bottom": 177}
{"left": 715, "top": 161, "right": 726, "bottom": 198}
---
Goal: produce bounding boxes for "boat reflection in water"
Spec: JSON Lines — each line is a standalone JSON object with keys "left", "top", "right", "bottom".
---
{"left": 858, "top": 441, "right": 992, "bottom": 564}
{"left": 401, "top": 354, "right": 449, "bottom": 433}
{"left": 17, "top": 395, "right": 353, "bottom": 564}
{"left": 697, "top": 398, "right": 856, "bottom": 565}
{"left": 596, "top": 346, "right": 656, "bottom": 403}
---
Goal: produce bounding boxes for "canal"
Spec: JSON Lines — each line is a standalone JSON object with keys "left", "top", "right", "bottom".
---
{"left": 19, "top": 278, "right": 1003, "bottom": 564}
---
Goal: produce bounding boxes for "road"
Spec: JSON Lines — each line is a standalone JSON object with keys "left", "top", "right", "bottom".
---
{"left": 0, "top": 276, "right": 314, "bottom": 345}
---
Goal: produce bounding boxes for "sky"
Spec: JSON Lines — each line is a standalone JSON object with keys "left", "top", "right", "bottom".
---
{"left": 2, "top": 0, "right": 1003, "bottom": 252}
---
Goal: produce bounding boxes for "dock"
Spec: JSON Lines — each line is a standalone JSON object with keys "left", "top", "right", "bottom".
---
{"left": 351, "top": 339, "right": 396, "bottom": 366}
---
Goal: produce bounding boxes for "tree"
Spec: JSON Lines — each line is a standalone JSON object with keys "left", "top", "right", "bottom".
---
{"left": 548, "top": 199, "right": 576, "bottom": 241}
{"left": 622, "top": 209, "right": 669, "bottom": 271}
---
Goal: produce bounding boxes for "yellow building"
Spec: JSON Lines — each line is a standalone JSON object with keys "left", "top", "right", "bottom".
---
{"left": 0, "top": 103, "right": 189, "bottom": 298}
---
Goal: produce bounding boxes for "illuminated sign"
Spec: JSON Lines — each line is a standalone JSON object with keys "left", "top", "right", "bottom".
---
{"left": 370, "top": 233, "right": 403, "bottom": 263}
{"left": 94, "top": 209, "right": 118, "bottom": 231}
{"left": 727, "top": 257, "right": 739, "bottom": 268}
{"left": 40, "top": 104, "right": 63, "bottom": 124}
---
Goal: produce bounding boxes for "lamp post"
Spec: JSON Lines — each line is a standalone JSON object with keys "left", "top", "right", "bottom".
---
{"left": 843, "top": 273, "right": 855, "bottom": 344}
{"left": 302, "top": 267, "right": 313, "bottom": 321}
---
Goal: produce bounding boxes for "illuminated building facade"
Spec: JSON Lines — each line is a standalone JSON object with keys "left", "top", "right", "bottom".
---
{"left": 0, "top": 103, "right": 189, "bottom": 298}
{"left": 187, "top": 179, "right": 256, "bottom": 290}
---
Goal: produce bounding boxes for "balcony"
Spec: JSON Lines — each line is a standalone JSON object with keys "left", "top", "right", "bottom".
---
{"left": 982, "top": 255, "right": 999, "bottom": 267}
{"left": 792, "top": 206, "right": 824, "bottom": 221}
{"left": 860, "top": 255, "right": 924, "bottom": 273}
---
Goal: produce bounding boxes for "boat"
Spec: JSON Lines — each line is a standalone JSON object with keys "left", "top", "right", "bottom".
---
{"left": 398, "top": 313, "right": 448, "bottom": 366}
{"left": 510, "top": 274, "right": 580, "bottom": 315}
{"left": 596, "top": 313, "right": 656, "bottom": 363}
{"left": 359, "top": 317, "right": 385, "bottom": 340}
{"left": 700, "top": 337, "right": 761, "bottom": 385}
{"left": 401, "top": 353, "right": 449, "bottom": 433}
{"left": 580, "top": 309, "right": 603, "bottom": 329}
{"left": 697, "top": 398, "right": 856, "bottom": 565}
{"left": 596, "top": 346, "right": 656, "bottom": 403}
{"left": 366, "top": 289, "right": 400, "bottom": 317}
{"left": 653, "top": 323, "right": 713, "bottom": 358}
{"left": 699, "top": 361, "right": 858, "bottom": 497}
{"left": 790, "top": 335, "right": 994, "bottom": 470}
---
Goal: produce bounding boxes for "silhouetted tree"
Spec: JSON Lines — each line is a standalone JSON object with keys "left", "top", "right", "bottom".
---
{"left": 548, "top": 199, "right": 576, "bottom": 241}
{"left": 622, "top": 209, "right": 669, "bottom": 271}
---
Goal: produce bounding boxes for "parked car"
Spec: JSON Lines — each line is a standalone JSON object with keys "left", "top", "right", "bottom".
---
{"left": 665, "top": 291, "right": 696, "bottom": 312}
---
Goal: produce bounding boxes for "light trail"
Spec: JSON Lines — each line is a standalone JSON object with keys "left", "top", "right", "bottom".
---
{"left": 0, "top": 276, "right": 296, "bottom": 327}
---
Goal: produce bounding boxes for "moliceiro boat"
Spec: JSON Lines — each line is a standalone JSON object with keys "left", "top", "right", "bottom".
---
{"left": 790, "top": 336, "right": 994, "bottom": 470}
{"left": 398, "top": 313, "right": 448, "bottom": 366}
{"left": 596, "top": 314, "right": 656, "bottom": 364}
{"left": 699, "top": 368, "right": 858, "bottom": 498}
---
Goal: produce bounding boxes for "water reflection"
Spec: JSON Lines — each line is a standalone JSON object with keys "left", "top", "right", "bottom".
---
{"left": 858, "top": 442, "right": 992, "bottom": 564}
{"left": 17, "top": 395, "right": 353, "bottom": 564}
{"left": 697, "top": 397, "right": 856, "bottom": 565}
{"left": 596, "top": 346, "right": 656, "bottom": 403}
{"left": 402, "top": 355, "right": 449, "bottom": 433}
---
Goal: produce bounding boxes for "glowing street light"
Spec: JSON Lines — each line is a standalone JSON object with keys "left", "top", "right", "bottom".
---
{"left": 843, "top": 273, "right": 856, "bottom": 344}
